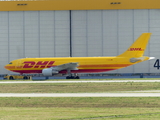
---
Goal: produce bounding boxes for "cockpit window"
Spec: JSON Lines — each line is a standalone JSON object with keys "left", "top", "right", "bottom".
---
{"left": 9, "top": 62, "right": 12, "bottom": 64}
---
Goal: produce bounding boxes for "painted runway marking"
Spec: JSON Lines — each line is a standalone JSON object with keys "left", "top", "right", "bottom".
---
{"left": 0, "top": 80, "right": 160, "bottom": 84}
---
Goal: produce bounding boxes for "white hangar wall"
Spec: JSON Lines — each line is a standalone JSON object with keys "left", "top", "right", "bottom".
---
{"left": 1, "top": 11, "right": 70, "bottom": 74}
{"left": 0, "top": 10, "right": 159, "bottom": 74}
{"left": 72, "top": 10, "right": 157, "bottom": 74}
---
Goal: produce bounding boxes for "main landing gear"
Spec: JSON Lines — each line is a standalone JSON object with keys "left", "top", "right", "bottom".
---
{"left": 66, "top": 76, "right": 80, "bottom": 79}
{"left": 66, "top": 70, "right": 80, "bottom": 79}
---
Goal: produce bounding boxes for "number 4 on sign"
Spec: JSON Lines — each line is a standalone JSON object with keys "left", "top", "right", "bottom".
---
{"left": 154, "top": 59, "right": 160, "bottom": 69}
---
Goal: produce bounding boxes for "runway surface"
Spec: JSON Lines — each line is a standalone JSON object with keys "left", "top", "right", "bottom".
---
{"left": 0, "top": 80, "right": 160, "bottom": 97}
{"left": 0, "top": 80, "right": 160, "bottom": 84}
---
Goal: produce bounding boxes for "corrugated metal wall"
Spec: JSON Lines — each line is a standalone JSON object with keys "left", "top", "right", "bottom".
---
{"left": 0, "top": 10, "right": 159, "bottom": 74}
{"left": 71, "top": 10, "right": 156, "bottom": 74}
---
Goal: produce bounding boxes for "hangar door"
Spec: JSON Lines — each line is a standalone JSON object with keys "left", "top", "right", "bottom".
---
{"left": 0, "top": 10, "right": 158, "bottom": 74}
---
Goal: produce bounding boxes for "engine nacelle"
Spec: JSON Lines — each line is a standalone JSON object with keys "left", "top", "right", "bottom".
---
{"left": 42, "top": 68, "right": 58, "bottom": 76}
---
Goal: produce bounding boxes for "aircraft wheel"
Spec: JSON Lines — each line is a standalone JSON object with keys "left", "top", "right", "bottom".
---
{"left": 66, "top": 76, "right": 75, "bottom": 79}
{"left": 9, "top": 76, "right": 14, "bottom": 80}
{"left": 66, "top": 76, "right": 70, "bottom": 79}
{"left": 75, "top": 76, "right": 80, "bottom": 79}
{"left": 23, "top": 76, "right": 28, "bottom": 80}
{"left": 66, "top": 76, "right": 80, "bottom": 79}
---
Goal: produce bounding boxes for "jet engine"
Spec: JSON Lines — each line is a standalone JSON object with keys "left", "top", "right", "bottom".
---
{"left": 42, "top": 68, "right": 58, "bottom": 76}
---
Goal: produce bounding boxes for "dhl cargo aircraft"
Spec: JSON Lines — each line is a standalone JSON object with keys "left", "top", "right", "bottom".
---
{"left": 4, "top": 33, "right": 154, "bottom": 79}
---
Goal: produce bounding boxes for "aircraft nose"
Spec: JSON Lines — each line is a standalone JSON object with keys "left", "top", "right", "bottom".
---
{"left": 4, "top": 64, "right": 9, "bottom": 70}
{"left": 4, "top": 64, "right": 14, "bottom": 70}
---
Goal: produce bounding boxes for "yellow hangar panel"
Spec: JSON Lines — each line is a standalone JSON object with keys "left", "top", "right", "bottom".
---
{"left": 0, "top": 0, "right": 160, "bottom": 11}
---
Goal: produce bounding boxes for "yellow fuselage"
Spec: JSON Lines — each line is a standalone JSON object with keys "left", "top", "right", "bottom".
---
{"left": 4, "top": 33, "right": 152, "bottom": 75}
{"left": 4, "top": 56, "right": 138, "bottom": 74}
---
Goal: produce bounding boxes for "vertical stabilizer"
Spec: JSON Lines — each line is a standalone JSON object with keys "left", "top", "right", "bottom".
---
{"left": 117, "top": 33, "right": 151, "bottom": 57}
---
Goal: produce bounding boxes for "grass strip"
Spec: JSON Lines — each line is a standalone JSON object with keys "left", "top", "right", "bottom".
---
{"left": 0, "top": 82, "right": 160, "bottom": 93}
{"left": 1, "top": 107, "right": 160, "bottom": 120}
{"left": 0, "top": 97, "right": 160, "bottom": 119}
{"left": 0, "top": 97, "right": 160, "bottom": 108}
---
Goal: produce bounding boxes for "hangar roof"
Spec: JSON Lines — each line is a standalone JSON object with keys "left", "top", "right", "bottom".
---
{"left": 0, "top": 0, "right": 159, "bottom": 11}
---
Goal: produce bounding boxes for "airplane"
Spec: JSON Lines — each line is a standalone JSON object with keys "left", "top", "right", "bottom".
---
{"left": 4, "top": 33, "right": 154, "bottom": 79}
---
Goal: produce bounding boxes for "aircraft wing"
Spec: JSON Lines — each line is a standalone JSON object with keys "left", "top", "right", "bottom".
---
{"left": 42, "top": 62, "right": 79, "bottom": 76}
{"left": 51, "top": 62, "right": 79, "bottom": 71}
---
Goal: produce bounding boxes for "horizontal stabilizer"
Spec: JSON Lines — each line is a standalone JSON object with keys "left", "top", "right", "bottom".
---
{"left": 130, "top": 56, "right": 149, "bottom": 63}
{"left": 149, "top": 57, "right": 155, "bottom": 60}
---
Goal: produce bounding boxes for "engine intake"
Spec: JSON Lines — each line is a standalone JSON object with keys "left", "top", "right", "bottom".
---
{"left": 42, "top": 68, "right": 58, "bottom": 76}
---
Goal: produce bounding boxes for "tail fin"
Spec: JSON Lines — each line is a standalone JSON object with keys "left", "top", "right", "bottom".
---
{"left": 117, "top": 33, "right": 151, "bottom": 58}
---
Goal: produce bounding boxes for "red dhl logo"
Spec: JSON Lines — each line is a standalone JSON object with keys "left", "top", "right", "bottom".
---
{"left": 128, "top": 48, "right": 144, "bottom": 51}
{"left": 23, "top": 61, "right": 55, "bottom": 68}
